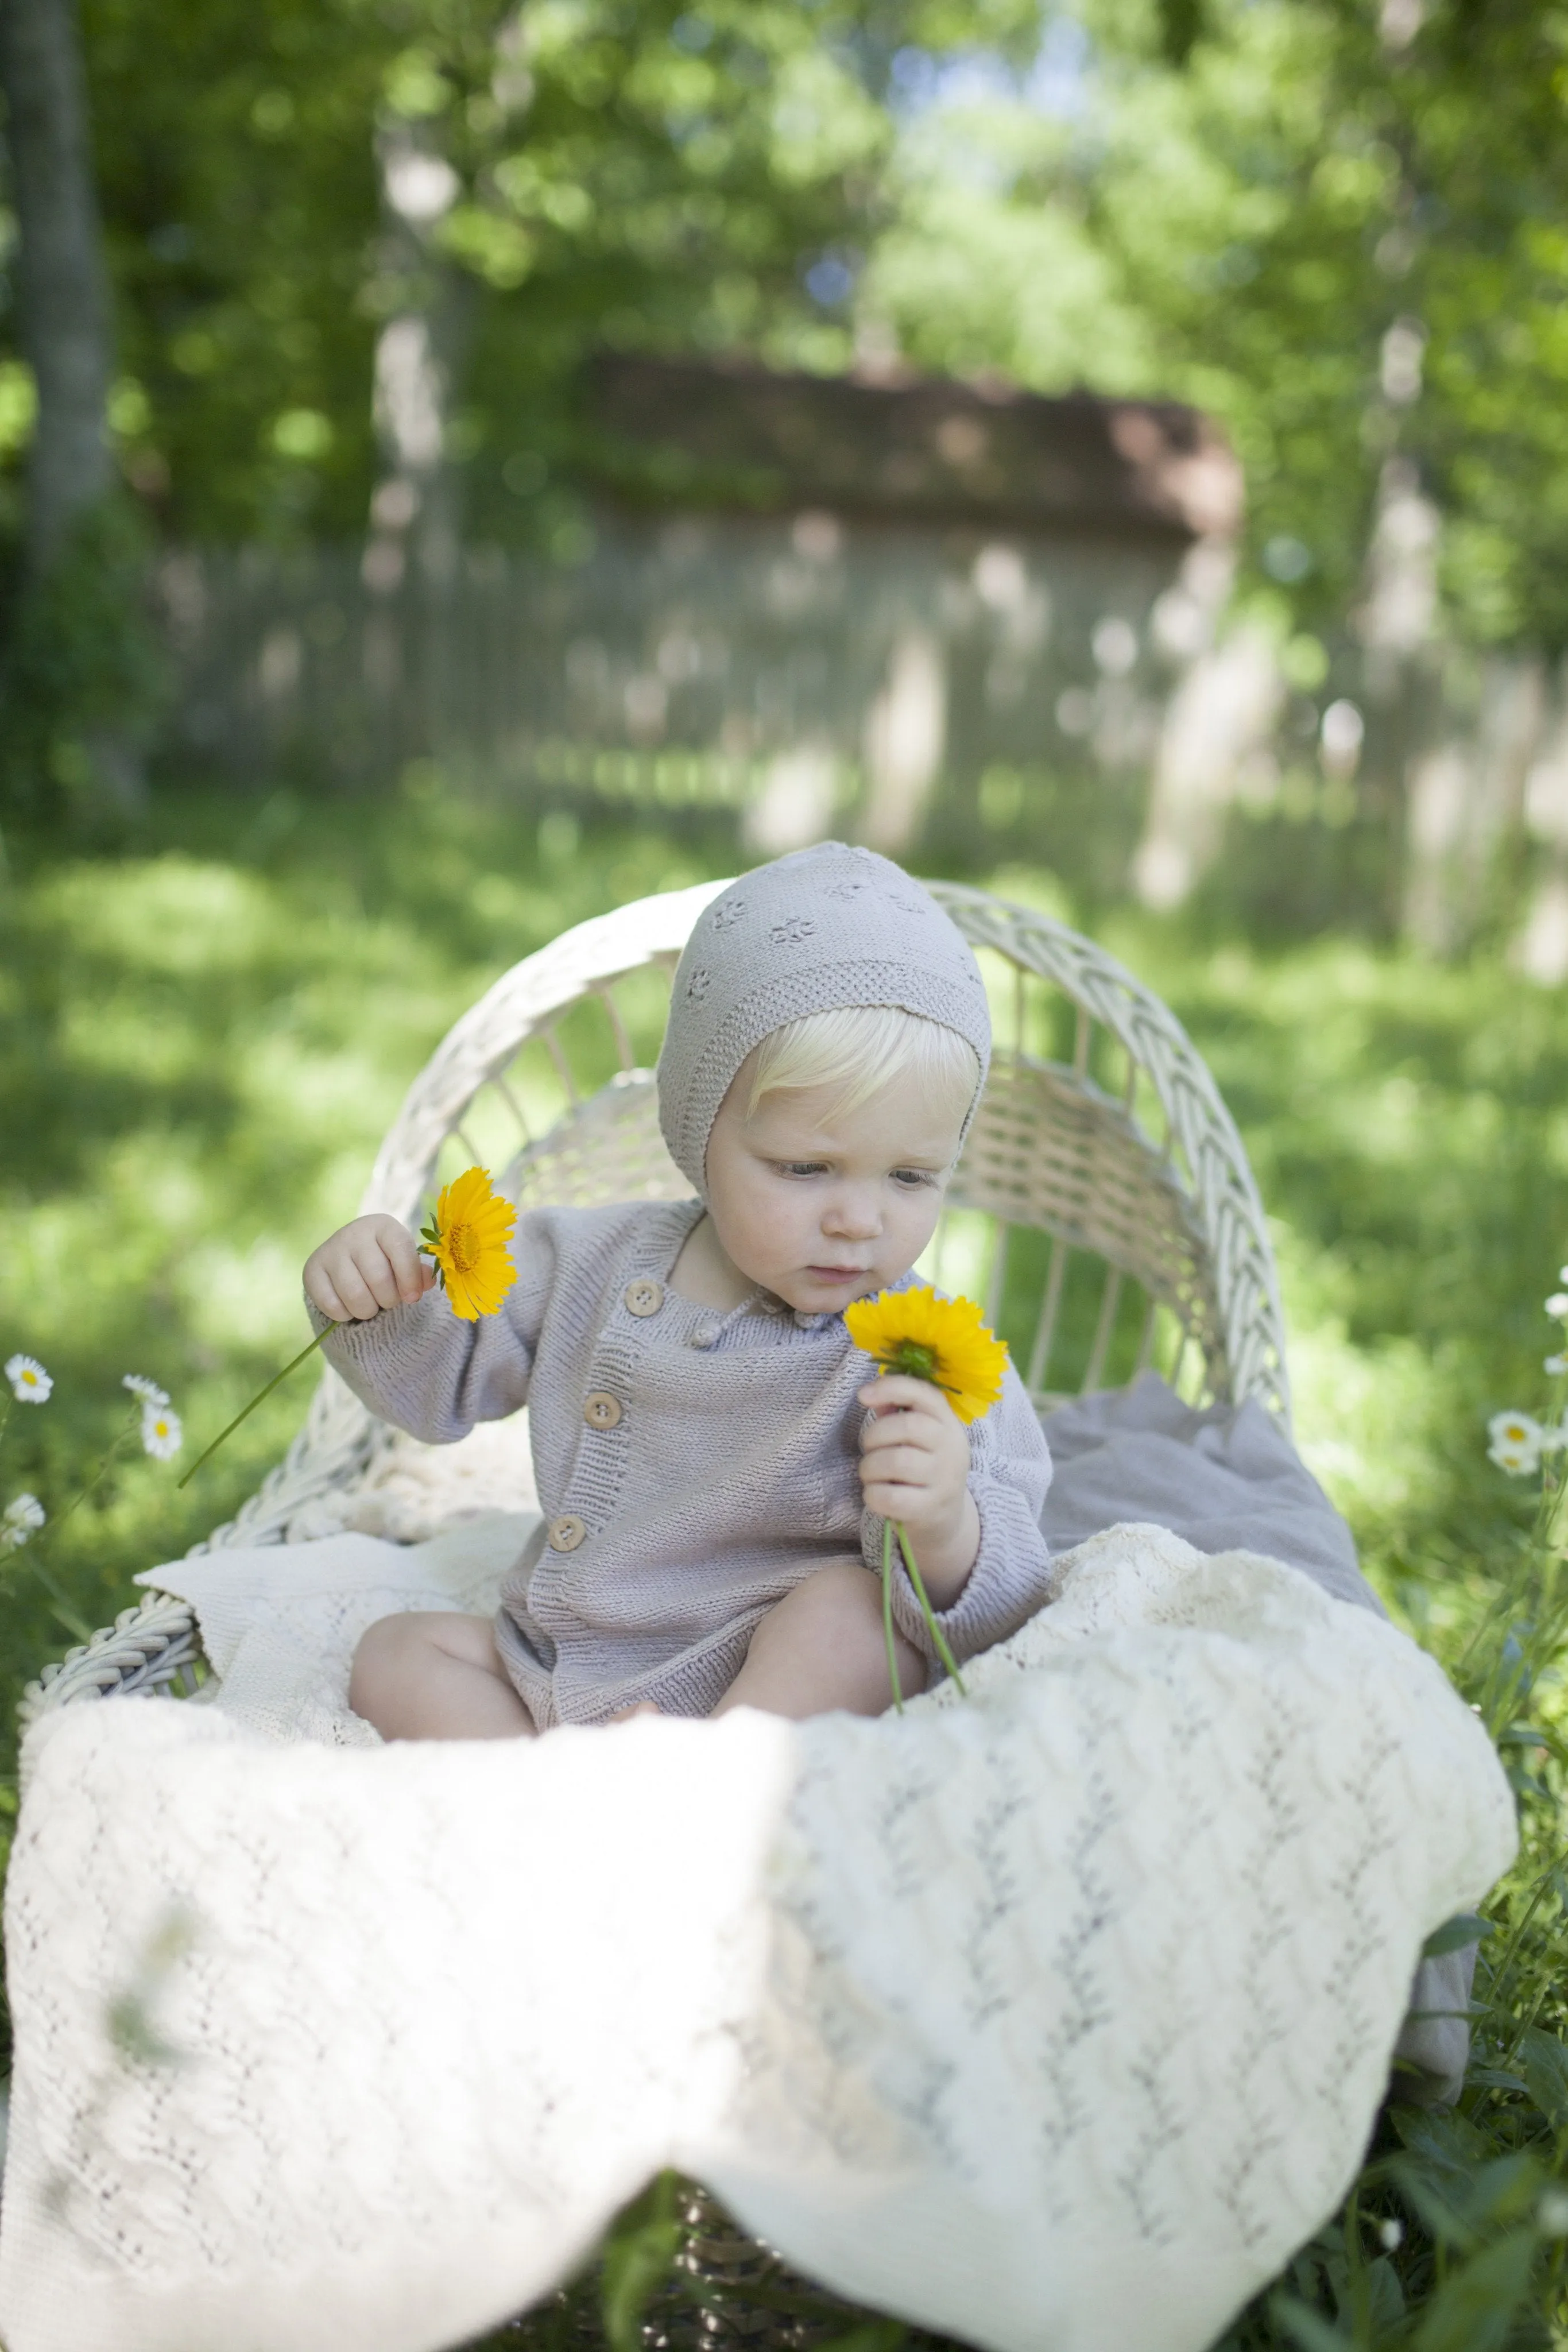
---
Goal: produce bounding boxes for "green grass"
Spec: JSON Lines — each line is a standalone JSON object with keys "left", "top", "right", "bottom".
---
{"left": 2, "top": 779, "right": 1567, "bottom": 2349}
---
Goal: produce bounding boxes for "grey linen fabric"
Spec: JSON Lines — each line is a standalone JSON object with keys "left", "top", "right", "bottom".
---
{"left": 1040, "top": 1371, "right": 1382, "bottom": 1615}
{"left": 656, "top": 840, "right": 992, "bottom": 1196}
{"left": 315, "top": 1198, "right": 1054, "bottom": 1729}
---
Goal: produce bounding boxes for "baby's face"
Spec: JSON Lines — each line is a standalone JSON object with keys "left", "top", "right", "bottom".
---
{"left": 702, "top": 1060, "right": 965, "bottom": 1316}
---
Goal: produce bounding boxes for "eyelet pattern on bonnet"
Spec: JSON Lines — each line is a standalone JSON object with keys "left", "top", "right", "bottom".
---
{"left": 656, "top": 841, "right": 992, "bottom": 1197}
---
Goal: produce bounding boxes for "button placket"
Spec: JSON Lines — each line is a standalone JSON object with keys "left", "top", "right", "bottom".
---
{"left": 624, "top": 1278, "right": 664, "bottom": 1317}
{"left": 583, "top": 1390, "right": 622, "bottom": 1430}
{"left": 548, "top": 1514, "right": 586, "bottom": 1552}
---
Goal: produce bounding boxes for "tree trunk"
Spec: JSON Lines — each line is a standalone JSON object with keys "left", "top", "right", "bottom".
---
{"left": 0, "top": 0, "right": 113, "bottom": 579}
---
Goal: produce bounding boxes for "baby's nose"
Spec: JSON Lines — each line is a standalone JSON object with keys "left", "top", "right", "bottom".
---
{"left": 824, "top": 1189, "right": 880, "bottom": 1237}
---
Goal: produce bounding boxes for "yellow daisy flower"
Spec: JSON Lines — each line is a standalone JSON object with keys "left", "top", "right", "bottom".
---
{"left": 420, "top": 1166, "right": 518, "bottom": 1322}
{"left": 843, "top": 1285, "right": 1009, "bottom": 1425}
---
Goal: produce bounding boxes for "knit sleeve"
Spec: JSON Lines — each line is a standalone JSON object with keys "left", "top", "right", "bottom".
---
{"left": 308, "top": 1208, "right": 559, "bottom": 1444}
{"left": 861, "top": 1363, "right": 1054, "bottom": 1669}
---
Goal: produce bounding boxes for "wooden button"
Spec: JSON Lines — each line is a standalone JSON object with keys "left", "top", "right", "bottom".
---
{"left": 624, "top": 1278, "right": 664, "bottom": 1317}
{"left": 583, "top": 1391, "right": 622, "bottom": 1430}
{"left": 548, "top": 1514, "right": 586, "bottom": 1552}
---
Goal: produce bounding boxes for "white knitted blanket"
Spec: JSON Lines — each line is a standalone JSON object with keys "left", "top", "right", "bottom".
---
{"left": 0, "top": 1523, "right": 1514, "bottom": 2352}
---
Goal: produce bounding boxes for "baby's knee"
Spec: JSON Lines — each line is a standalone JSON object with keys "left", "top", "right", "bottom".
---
{"left": 766, "top": 1561, "right": 927, "bottom": 1700}
{"left": 785, "top": 1560, "right": 885, "bottom": 1638}
{"left": 349, "top": 1611, "right": 428, "bottom": 1718}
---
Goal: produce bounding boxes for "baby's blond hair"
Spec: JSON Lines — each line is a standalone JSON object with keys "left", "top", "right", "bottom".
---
{"left": 745, "top": 1005, "right": 981, "bottom": 1131}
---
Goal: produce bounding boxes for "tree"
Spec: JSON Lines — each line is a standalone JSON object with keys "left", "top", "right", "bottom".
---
{"left": 0, "top": 0, "right": 159, "bottom": 817}
{"left": 857, "top": 0, "right": 1568, "bottom": 659}
{"left": 0, "top": 0, "right": 113, "bottom": 576}
{"left": 47, "top": 0, "right": 1039, "bottom": 551}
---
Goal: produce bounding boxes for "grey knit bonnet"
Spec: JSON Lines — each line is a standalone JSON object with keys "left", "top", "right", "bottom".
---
{"left": 656, "top": 841, "right": 992, "bottom": 1197}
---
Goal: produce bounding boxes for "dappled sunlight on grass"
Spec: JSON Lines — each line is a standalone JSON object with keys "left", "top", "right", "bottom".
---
{"left": 1108, "top": 919, "right": 1567, "bottom": 1601}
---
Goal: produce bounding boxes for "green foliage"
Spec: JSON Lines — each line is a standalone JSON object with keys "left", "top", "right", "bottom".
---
{"left": 35, "top": 0, "right": 1042, "bottom": 551}
{"left": 0, "top": 494, "right": 165, "bottom": 822}
{"left": 599, "top": 2173, "right": 684, "bottom": 2352}
{"left": 858, "top": 0, "right": 1568, "bottom": 651}
{"left": 81, "top": 0, "right": 393, "bottom": 540}
{"left": 0, "top": 0, "right": 1557, "bottom": 655}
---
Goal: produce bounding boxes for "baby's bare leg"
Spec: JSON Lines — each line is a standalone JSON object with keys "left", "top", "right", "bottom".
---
{"left": 713, "top": 1561, "right": 927, "bottom": 1722}
{"left": 349, "top": 1611, "right": 535, "bottom": 1741}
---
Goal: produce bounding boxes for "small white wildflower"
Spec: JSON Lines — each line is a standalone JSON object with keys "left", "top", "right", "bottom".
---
{"left": 1538, "top": 2189, "right": 1568, "bottom": 2238}
{"left": 0, "top": 1492, "right": 45, "bottom": 1552}
{"left": 122, "top": 1374, "right": 170, "bottom": 1408}
{"left": 1489, "top": 1410, "right": 1544, "bottom": 1473}
{"left": 1543, "top": 1419, "right": 1568, "bottom": 1454}
{"left": 140, "top": 1403, "right": 183, "bottom": 1461}
{"left": 4, "top": 1353, "right": 52, "bottom": 1404}
{"left": 1548, "top": 1294, "right": 1568, "bottom": 1321}
{"left": 1548, "top": 1355, "right": 1568, "bottom": 1379}
{"left": 1377, "top": 2217, "right": 1403, "bottom": 2252}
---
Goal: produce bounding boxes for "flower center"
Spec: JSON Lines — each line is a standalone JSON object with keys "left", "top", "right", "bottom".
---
{"left": 447, "top": 1220, "right": 481, "bottom": 1275}
{"left": 885, "top": 1341, "right": 939, "bottom": 1382}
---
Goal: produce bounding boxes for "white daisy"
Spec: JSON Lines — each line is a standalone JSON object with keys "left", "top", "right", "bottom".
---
{"left": 1488, "top": 1410, "right": 1543, "bottom": 1474}
{"left": 1547, "top": 1355, "right": 1568, "bottom": 1378}
{"left": 1, "top": 1492, "right": 45, "bottom": 1552}
{"left": 1548, "top": 1294, "right": 1568, "bottom": 1321}
{"left": 122, "top": 1374, "right": 171, "bottom": 1408}
{"left": 140, "top": 1403, "right": 184, "bottom": 1461}
{"left": 4, "top": 1353, "right": 52, "bottom": 1404}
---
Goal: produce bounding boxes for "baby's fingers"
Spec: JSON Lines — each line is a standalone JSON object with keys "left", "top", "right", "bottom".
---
{"left": 303, "top": 1240, "right": 354, "bottom": 1322}
{"left": 857, "top": 1375, "right": 955, "bottom": 1425}
{"left": 306, "top": 1263, "right": 350, "bottom": 1322}
{"left": 350, "top": 1236, "right": 419, "bottom": 1316}
{"left": 380, "top": 1221, "right": 432, "bottom": 1305}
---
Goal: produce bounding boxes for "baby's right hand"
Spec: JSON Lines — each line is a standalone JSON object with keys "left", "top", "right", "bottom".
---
{"left": 304, "top": 1214, "right": 435, "bottom": 1322}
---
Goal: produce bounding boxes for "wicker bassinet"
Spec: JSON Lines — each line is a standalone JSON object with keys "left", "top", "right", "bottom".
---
{"left": 18, "top": 879, "right": 1292, "bottom": 2346}
{"left": 23, "top": 877, "right": 1288, "bottom": 1722}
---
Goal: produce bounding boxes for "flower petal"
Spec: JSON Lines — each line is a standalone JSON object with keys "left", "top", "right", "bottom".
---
{"left": 4, "top": 1353, "right": 52, "bottom": 1403}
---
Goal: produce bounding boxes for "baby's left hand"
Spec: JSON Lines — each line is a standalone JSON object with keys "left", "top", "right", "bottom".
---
{"left": 858, "top": 1375, "right": 981, "bottom": 1604}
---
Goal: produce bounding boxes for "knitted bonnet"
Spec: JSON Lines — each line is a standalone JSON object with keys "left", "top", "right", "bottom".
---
{"left": 656, "top": 841, "right": 992, "bottom": 1196}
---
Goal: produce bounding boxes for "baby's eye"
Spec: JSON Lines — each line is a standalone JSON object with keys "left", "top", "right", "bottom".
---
{"left": 891, "top": 1168, "right": 941, "bottom": 1189}
{"left": 776, "top": 1160, "right": 830, "bottom": 1178}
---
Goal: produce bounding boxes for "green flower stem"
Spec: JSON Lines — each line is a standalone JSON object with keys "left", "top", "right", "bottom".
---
{"left": 895, "top": 1522, "right": 969, "bottom": 1697}
{"left": 32, "top": 1419, "right": 138, "bottom": 1553}
{"left": 2, "top": 1417, "right": 140, "bottom": 1642}
{"left": 177, "top": 1324, "right": 334, "bottom": 1491}
{"left": 879, "top": 1517, "right": 970, "bottom": 1708}
{"left": 29, "top": 1560, "right": 94, "bottom": 1644}
{"left": 880, "top": 1518, "right": 905, "bottom": 1716}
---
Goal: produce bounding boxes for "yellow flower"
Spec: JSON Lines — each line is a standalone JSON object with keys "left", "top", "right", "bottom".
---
{"left": 843, "top": 1285, "right": 1009, "bottom": 1425}
{"left": 420, "top": 1166, "right": 518, "bottom": 1321}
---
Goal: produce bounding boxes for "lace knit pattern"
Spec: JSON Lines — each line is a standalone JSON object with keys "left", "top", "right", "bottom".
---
{"left": 313, "top": 1200, "right": 1054, "bottom": 1728}
{"left": 0, "top": 1526, "right": 1515, "bottom": 2352}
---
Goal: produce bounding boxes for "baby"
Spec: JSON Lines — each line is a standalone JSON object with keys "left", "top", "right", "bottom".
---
{"left": 305, "top": 842, "right": 1054, "bottom": 1737}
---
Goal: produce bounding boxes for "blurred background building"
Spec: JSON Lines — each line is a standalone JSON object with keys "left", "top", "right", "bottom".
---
{"left": 156, "top": 357, "right": 1238, "bottom": 878}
